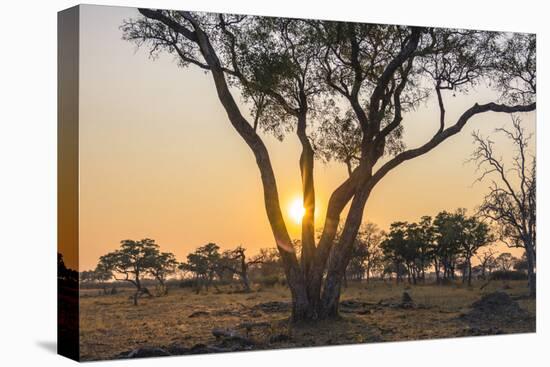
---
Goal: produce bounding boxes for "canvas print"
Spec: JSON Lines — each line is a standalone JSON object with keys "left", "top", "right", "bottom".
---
{"left": 57, "top": 4, "right": 536, "bottom": 362}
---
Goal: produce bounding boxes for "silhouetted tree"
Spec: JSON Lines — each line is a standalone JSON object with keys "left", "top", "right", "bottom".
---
{"left": 80, "top": 265, "right": 113, "bottom": 294}
{"left": 148, "top": 252, "right": 178, "bottom": 295}
{"left": 471, "top": 116, "right": 536, "bottom": 296}
{"left": 433, "top": 211, "right": 463, "bottom": 282}
{"left": 381, "top": 222, "right": 408, "bottom": 283}
{"left": 496, "top": 252, "right": 516, "bottom": 272}
{"left": 347, "top": 222, "right": 383, "bottom": 282}
{"left": 407, "top": 216, "right": 435, "bottom": 282}
{"left": 514, "top": 252, "right": 529, "bottom": 273}
{"left": 250, "top": 247, "right": 284, "bottom": 280}
{"left": 382, "top": 220, "right": 438, "bottom": 284}
{"left": 476, "top": 247, "right": 498, "bottom": 279}
{"left": 98, "top": 239, "right": 159, "bottom": 305}
{"left": 123, "top": 12, "right": 536, "bottom": 320}
{"left": 458, "top": 215, "right": 493, "bottom": 286}
{"left": 80, "top": 270, "right": 95, "bottom": 284}
{"left": 179, "top": 243, "right": 220, "bottom": 293}
{"left": 218, "top": 246, "right": 267, "bottom": 292}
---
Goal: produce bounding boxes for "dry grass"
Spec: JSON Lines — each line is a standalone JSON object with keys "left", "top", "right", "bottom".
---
{"left": 79, "top": 280, "right": 535, "bottom": 361}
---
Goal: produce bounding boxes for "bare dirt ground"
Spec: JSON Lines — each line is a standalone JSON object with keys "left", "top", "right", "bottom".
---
{"left": 79, "top": 280, "right": 535, "bottom": 361}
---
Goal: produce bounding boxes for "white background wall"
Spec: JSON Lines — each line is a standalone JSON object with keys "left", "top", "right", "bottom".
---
{"left": 0, "top": 0, "right": 547, "bottom": 366}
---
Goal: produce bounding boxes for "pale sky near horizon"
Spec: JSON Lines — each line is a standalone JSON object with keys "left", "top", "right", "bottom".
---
{"left": 75, "top": 5, "right": 535, "bottom": 271}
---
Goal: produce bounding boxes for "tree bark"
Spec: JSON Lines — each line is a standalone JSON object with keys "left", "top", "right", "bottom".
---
{"left": 297, "top": 112, "right": 316, "bottom": 278}
{"left": 319, "top": 181, "right": 372, "bottom": 318}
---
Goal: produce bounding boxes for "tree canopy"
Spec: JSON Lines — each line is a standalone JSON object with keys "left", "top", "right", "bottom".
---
{"left": 122, "top": 10, "right": 536, "bottom": 320}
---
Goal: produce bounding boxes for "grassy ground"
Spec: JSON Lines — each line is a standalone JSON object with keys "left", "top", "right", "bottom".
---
{"left": 79, "top": 280, "right": 535, "bottom": 361}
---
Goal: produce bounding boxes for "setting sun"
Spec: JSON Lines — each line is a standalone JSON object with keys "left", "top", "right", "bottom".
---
{"left": 289, "top": 198, "right": 306, "bottom": 224}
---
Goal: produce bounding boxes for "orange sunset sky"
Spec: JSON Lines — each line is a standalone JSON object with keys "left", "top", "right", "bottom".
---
{"left": 74, "top": 5, "right": 535, "bottom": 271}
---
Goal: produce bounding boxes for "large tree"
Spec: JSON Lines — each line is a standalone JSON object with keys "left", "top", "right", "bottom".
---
{"left": 122, "top": 11, "right": 536, "bottom": 320}
{"left": 471, "top": 116, "right": 536, "bottom": 296}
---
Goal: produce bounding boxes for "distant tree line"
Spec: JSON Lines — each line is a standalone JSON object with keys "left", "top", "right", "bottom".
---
{"left": 80, "top": 239, "right": 284, "bottom": 305}
{"left": 342, "top": 210, "right": 530, "bottom": 287}
{"left": 81, "top": 216, "right": 530, "bottom": 307}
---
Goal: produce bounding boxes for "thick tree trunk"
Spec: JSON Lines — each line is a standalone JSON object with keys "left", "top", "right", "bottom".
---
{"left": 318, "top": 183, "right": 372, "bottom": 319}
{"left": 304, "top": 167, "right": 365, "bottom": 320}
{"left": 182, "top": 21, "right": 312, "bottom": 319}
{"left": 297, "top": 112, "right": 316, "bottom": 277}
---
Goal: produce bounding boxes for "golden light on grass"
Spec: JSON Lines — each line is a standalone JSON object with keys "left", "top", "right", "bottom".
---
{"left": 288, "top": 197, "right": 306, "bottom": 224}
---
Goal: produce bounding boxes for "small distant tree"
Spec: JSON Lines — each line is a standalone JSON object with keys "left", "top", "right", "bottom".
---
{"left": 514, "top": 253, "right": 529, "bottom": 273}
{"left": 179, "top": 243, "right": 220, "bottom": 293}
{"left": 381, "top": 222, "right": 408, "bottom": 284}
{"left": 98, "top": 238, "right": 160, "bottom": 305}
{"left": 460, "top": 216, "right": 493, "bottom": 286}
{"left": 346, "top": 239, "right": 369, "bottom": 282}
{"left": 406, "top": 216, "right": 435, "bottom": 282}
{"left": 431, "top": 210, "right": 492, "bottom": 286}
{"left": 433, "top": 211, "right": 464, "bottom": 282}
{"left": 381, "top": 219, "right": 434, "bottom": 285}
{"left": 94, "top": 264, "right": 114, "bottom": 294}
{"left": 148, "top": 252, "right": 178, "bottom": 295}
{"left": 81, "top": 265, "right": 113, "bottom": 294}
{"left": 179, "top": 253, "right": 208, "bottom": 292}
{"left": 359, "top": 223, "right": 383, "bottom": 283}
{"left": 80, "top": 270, "right": 96, "bottom": 284}
{"left": 476, "top": 247, "right": 497, "bottom": 279}
{"left": 249, "top": 248, "right": 283, "bottom": 279}
{"left": 495, "top": 252, "right": 516, "bottom": 272}
{"left": 219, "top": 246, "right": 266, "bottom": 292}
